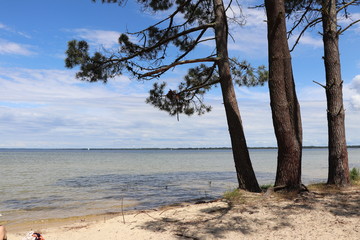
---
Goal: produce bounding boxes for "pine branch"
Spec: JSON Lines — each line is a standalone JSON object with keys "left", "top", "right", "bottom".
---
{"left": 114, "top": 23, "right": 216, "bottom": 64}
{"left": 290, "top": 17, "right": 322, "bottom": 52}
{"left": 313, "top": 80, "right": 326, "bottom": 89}
{"left": 183, "top": 79, "right": 220, "bottom": 94}
{"left": 181, "top": 63, "right": 218, "bottom": 93}
{"left": 174, "top": 28, "right": 208, "bottom": 63}
{"left": 337, "top": 0, "right": 360, "bottom": 13}
{"left": 182, "top": 0, "right": 205, "bottom": 25}
{"left": 338, "top": 18, "right": 360, "bottom": 35}
{"left": 197, "top": 37, "right": 216, "bottom": 44}
{"left": 287, "top": 1, "right": 313, "bottom": 38}
{"left": 130, "top": 0, "right": 192, "bottom": 41}
{"left": 140, "top": 57, "right": 219, "bottom": 78}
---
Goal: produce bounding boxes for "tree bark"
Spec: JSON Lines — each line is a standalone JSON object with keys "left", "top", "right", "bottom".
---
{"left": 213, "top": 0, "right": 261, "bottom": 192}
{"left": 321, "top": 0, "right": 350, "bottom": 186}
{"left": 265, "top": 0, "right": 303, "bottom": 189}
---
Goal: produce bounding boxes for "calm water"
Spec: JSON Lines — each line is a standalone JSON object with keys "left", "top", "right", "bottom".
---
{"left": 0, "top": 148, "right": 359, "bottom": 225}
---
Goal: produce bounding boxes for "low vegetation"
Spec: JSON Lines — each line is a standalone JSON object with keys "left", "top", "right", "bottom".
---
{"left": 260, "top": 184, "right": 273, "bottom": 190}
{"left": 223, "top": 189, "right": 247, "bottom": 204}
{"left": 307, "top": 183, "right": 342, "bottom": 193}
{"left": 350, "top": 167, "right": 360, "bottom": 184}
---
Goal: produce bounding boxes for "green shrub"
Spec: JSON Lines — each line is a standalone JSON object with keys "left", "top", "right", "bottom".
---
{"left": 260, "top": 184, "right": 273, "bottom": 190}
{"left": 350, "top": 167, "right": 360, "bottom": 182}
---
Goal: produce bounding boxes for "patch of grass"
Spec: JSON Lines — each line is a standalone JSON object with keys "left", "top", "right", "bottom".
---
{"left": 260, "top": 184, "right": 273, "bottom": 190}
{"left": 350, "top": 167, "right": 360, "bottom": 183}
{"left": 223, "top": 188, "right": 262, "bottom": 205}
{"left": 307, "top": 182, "right": 344, "bottom": 193}
{"left": 307, "top": 183, "right": 328, "bottom": 191}
{"left": 223, "top": 189, "right": 246, "bottom": 204}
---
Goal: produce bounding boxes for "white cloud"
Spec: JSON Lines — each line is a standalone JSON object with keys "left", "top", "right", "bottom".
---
{"left": 225, "top": 5, "right": 323, "bottom": 57}
{"left": 0, "top": 23, "right": 10, "bottom": 30}
{"left": 298, "top": 85, "right": 326, "bottom": 102}
{"left": 1, "top": 67, "right": 360, "bottom": 148}
{"left": 298, "top": 35, "right": 323, "bottom": 48}
{"left": 72, "top": 28, "right": 121, "bottom": 48}
{"left": 0, "top": 66, "right": 269, "bottom": 148}
{"left": 242, "top": 7, "right": 267, "bottom": 27}
{"left": 288, "top": 33, "right": 323, "bottom": 50}
{"left": 0, "top": 67, "right": 230, "bottom": 148}
{"left": 349, "top": 74, "right": 360, "bottom": 110}
{"left": 350, "top": 94, "right": 360, "bottom": 109}
{"left": 0, "top": 38, "right": 35, "bottom": 56}
{"left": 0, "top": 67, "right": 121, "bottom": 103}
{"left": 227, "top": 7, "right": 268, "bottom": 58}
{"left": 350, "top": 74, "right": 360, "bottom": 91}
{"left": 0, "top": 22, "right": 31, "bottom": 38}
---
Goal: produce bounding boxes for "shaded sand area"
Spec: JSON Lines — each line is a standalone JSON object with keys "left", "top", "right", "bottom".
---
{"left": 6, "top": 185, "right": 360, "bottom": 240}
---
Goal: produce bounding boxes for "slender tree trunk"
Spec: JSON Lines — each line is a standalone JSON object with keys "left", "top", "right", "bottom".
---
{"left": 265, "top": 0, "right": 303, "bottom": 189}
{"left": 213, "top": 0, "right": 261, "bottom": 192}
{"left": 322, "top": 0, "right": 350, "bottom": 186}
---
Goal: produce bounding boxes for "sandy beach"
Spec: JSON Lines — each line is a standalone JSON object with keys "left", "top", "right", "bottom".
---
{"left": 5, "top": 185, "right": 360, "bottom": 240}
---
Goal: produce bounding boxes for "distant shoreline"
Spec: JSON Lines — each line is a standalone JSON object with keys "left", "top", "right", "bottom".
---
{"left": 1, "top": 146, "right": 359, "bottom": 151}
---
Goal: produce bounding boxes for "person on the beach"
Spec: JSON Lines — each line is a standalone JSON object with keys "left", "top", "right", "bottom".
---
{"left": 22, "top": 231, "right": 45, "bottom": 240}
{"left": 31, "top": 232, "right": 45, "bottom": 240}
{"left": 1, "top": 226, "right": 45, "bottom": 240}
{"left": 0, "top": 225, "right": 6, "bottom": 240}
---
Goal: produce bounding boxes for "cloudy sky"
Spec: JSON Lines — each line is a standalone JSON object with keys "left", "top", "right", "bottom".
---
{"left": 0, "top": 0, "right": 359, "bottom": 148}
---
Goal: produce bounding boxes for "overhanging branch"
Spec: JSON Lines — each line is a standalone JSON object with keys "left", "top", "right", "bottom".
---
{"left": 130, "top": 0, "right": 192, "bottom": 35}
{"left": 117, "top": 23, "right": 216, "bottom": 63}
{"left": 290, "top": 17, "right": 322, "bottom": 52}
{"left": 338, "top": 19, "right": 360, "bottom": 35}
{"left": 181, "top": 63, "right": 218, "bottom": 94}
{"left": 287, "top": 1, "right": 314, "bottom": 38}
{"left": 140, "top": 57, "right": 219, "bottom": 78}
{"left": 174, "top": 28, "right": 209, "bottom": 63}
{"left": 337, "top": 0, "right": 360, "bottom": 13}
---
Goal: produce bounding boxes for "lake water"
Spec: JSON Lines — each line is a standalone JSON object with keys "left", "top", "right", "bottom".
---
{"left": 1, "top": 148, "right": 359, "bottom": 225}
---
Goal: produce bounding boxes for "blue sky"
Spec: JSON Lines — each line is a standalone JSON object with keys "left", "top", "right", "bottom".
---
{"left": 0, "top": 0, "right": 359, "bottom": 148}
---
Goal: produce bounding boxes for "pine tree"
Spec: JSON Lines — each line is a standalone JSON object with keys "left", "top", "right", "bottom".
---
{"left": 65, "top": 0, "right": 268, "bottom": 192}
{"left": 285, "top": 0, "right": 360, "bottom": 186}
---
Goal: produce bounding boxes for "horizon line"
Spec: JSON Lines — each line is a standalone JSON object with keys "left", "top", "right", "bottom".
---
{"left": 1, "top": 145, "right": 359, "bottom": 150}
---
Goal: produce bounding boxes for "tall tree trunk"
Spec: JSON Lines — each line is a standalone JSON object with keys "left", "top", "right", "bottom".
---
{"left": 213, "top": 0, "right": 261, "bottom": 192}
{"left": 265, "top": 0, "right": 303, "bottom": 189}
{"left": 321, "top": 0, "right": 350, "bottom": 186}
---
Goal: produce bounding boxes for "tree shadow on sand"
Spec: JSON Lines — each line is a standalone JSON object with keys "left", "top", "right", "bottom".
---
{"left": 138, "top": 189, "right": 360, "bottom": 239}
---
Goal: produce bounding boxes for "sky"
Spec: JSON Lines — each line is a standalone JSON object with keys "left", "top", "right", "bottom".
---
{"left": 0, "top": 0, "right": 359, "bottom": 149}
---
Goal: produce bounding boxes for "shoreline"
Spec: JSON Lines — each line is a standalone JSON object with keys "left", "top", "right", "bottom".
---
{"left": 6, "top": 185, "right": 360, "bottom": 240}
{"left": 0, "top": 196, "right": 219, "bottom": 229}
{"left": 3, "top": 199, "right": 206, "bottom": 232}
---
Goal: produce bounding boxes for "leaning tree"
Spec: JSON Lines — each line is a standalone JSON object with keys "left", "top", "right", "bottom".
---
{"left": 65, "top": 0, "right": 268, "bottom": 192}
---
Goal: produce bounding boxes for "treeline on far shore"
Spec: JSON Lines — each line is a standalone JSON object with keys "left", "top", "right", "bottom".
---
{"left": 2, "top": 146, "right": 359, "bottom": 151}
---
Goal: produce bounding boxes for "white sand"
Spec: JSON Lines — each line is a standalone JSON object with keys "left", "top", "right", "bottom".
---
{"left": 6, "top": 187, "right": 360, "bottom": 240}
